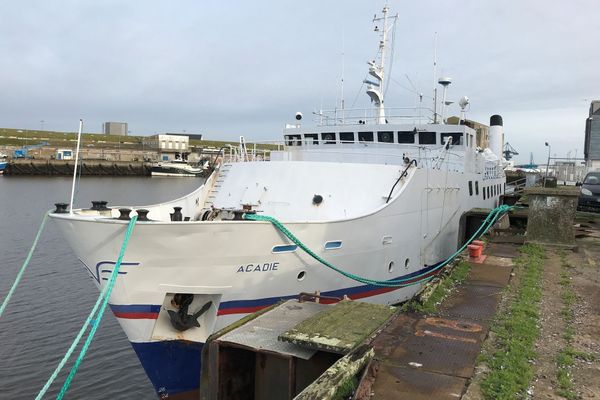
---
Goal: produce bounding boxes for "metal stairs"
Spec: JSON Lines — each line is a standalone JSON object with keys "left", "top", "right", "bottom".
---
{"left": 204, "top": 163, "right": 232, "bottom": 208}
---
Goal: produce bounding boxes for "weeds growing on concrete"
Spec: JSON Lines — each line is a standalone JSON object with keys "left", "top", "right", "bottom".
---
{"left": 401, "top": 261, "right": 471, "bottom": 314}
{"left": 480, "top": 244, "right": 544, "bottom": 400}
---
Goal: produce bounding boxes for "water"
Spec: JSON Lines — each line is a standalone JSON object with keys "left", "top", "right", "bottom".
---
{"left": 0, "top": 176, "right": 202, "bottom": 399}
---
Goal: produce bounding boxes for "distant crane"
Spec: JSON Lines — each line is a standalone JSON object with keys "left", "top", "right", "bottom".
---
{"left": 503, "top": 142, "right": 519, "bottom": 161}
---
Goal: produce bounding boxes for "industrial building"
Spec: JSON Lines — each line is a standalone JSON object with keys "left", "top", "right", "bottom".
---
{"left": 142, "top": 134, "right": 190, "bottom": 161}
{"left": 584, "top": 100, "right": 600, "bottom": 169}
{"left": 103, "top": 122, "right": 128, "bottom": 136}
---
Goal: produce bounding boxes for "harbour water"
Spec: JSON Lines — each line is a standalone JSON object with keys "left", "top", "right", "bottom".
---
{"left": 0, "top": 176, "right": 202, "bottom": 399}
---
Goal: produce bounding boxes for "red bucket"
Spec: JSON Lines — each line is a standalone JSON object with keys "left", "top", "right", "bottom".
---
{"left": 467, "top": 244, "right": 483, "bottom": 258}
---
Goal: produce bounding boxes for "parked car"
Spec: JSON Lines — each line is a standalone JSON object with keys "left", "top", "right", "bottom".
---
{"left": 578, "top": 172, "right": 600, "bottom": 211}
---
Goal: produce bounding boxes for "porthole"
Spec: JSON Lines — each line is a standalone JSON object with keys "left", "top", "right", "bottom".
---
{"left": 405, "top": 258, "right": 410, "bottom": 269}
{"left": 297, "top": 271, "right": 306, "bottom": 281}
{"left": 388, "top": 261, "right": 394, "bottom": 273}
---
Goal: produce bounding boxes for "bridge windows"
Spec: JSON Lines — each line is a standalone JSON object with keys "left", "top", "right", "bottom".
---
{"left": 468, "top": 181, "right": 473, "bottom": 196}
{"left": 397, "top": 131, "right": 416, "bottom": 144}
{"left": 475, "top": 181, "right": 479, "bottom": 196}
{"left": 304, "top": 133, "right": 318, "bottom": 145}
{"left": 418, "top": 131, "right": 436, "bottom": 145}
{"left": 377, "top": 131, "right": 394, "bottom": 143}
{"left": 358, "top": 131, "right": 374, "bottom": 142}
{"left": 284, "top": 134, "right": 302, "bottom": 146}
{"left": 339, "top": 132, "right": 355, "bottom": 143}
{"left": 321, "top": 132, "right": 336, "bottom": 144}
{"left": 441, "top": 132, "right": 463, "bottom": 146}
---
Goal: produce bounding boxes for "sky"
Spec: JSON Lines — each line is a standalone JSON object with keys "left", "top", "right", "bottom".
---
{"left": 1, "top": 0, "right": 598, "bottom": 164}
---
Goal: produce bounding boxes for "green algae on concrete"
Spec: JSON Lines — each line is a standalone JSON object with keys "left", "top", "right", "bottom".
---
{"left": 280, "top": 300, "right": 395, "bottom": 354}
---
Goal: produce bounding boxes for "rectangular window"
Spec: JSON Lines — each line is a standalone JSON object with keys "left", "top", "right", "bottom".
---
{"left": 475, "top": 181, "right": 479, "bottom": 195}
{"left": 339, "top": 132, "right": 354, "bottom": 143}
{"left": 483, "top": 186, "right": 486, "bottom": 200}
{"left": 321, "top": 132, "right": 336, "bottom": 144}
{"left": 441, "top": 132, "right": 463, "bottom": 146}
{"left": 418, "top": 131, "right": 436, "bottom": 145}
{"left": 285, "top": 135, "right": 302, "bottom": 146}
{"left": 377, "top": 131, "right": 394, "bottom": 143}
{"left": 397, "top": 131, "right": 416, "bottom": 144}
{"left": 487, "top": 187, "right": 491, "bottom": 198}
{"left": 358, "top": 131, "right": 374, "bottom": 142}
{"left": 468, "top": 181, "right": 473, "bottom": 196}
{"left": 304, "top": 133, "right": 318, "bottom": 145}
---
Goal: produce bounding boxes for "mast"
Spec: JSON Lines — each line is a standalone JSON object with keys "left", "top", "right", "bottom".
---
{"left": 365, "top": 5, "right": 397, "bottom": 124}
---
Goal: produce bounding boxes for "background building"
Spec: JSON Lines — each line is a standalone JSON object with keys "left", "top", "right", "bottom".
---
{"left": 103, "top": 122, "right": 128, "bottom": 136}
{"left": 142, "top": 134, "right": 190, "bottom": 161}
{"left": 584, "top": 100, "right": 600, "bottom": 169}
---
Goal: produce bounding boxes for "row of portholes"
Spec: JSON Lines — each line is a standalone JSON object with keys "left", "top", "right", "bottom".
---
{"left": 294, "top": 258, "right": 410, "bottom": 282}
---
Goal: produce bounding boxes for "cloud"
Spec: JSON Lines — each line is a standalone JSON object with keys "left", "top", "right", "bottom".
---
{"left": 0, "top": 0, "right": 598, "bottom": 162}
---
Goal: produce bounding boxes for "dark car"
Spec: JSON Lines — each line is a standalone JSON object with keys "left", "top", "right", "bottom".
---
{"left": 578, "top": 172, "right": 600, "bottom": 211}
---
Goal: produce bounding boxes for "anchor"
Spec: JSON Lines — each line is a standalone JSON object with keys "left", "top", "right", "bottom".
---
{"left": 167, "top": 294, "right": 213, "bottom": 332}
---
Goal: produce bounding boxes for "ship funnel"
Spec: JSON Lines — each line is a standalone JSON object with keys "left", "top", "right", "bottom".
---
{"left": 489, "top": 115, "right": 504, "bottom": 162}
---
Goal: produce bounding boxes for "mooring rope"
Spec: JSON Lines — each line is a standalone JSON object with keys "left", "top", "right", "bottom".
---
{"left": 0, "top": 211, "right": 50, "bottom": 319}
{"left": 243, "top": 204, "right": 513, "bottom": 287}
{"left": 36, "top": 215, "right": 137, "bottom": 400}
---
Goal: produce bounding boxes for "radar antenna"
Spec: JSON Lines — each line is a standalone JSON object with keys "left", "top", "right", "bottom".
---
{"left": 365, "top": 5, "right": 398, "bottom": 124}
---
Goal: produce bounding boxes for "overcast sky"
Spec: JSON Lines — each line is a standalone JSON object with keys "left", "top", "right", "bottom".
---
{"left": 1, "top": 0, "right": 598, "bottom": 163}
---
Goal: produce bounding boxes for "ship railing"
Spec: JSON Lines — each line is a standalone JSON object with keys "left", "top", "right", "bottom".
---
{"left": 312, "top": 106, "right": 435, "bottom": 126}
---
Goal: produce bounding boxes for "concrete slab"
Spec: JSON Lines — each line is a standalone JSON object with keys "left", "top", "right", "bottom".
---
{"left": 437, "top": 284, "right": 503, "bottom": 323}
{"left": 467, "top": 263, "right": 513, "bottom": 288}
{"left": 371, "top": 364, "right": 467, "bottom": 400}
{"left": 486, "top": 242, "right": 521, "bottom": 258}
{"left": 280, "top": 300, "right": 395, "bottom": 354}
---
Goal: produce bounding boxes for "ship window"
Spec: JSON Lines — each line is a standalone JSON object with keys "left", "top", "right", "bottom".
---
{"left": 487, "top": 187, "right": 490, "bottom": 198}
{"left": 272, "top": 244, "right": 298, "bottom": 253}
{"left": 483, "top": 187, "right": 486, "bottom": 200}
{"left": 475, "top": 181, "right": 479, "bottom": 195}
{"left": 285, "top": 135, "right": 302, "bottom": 146}
{"left": 377, "top": 131, "right": 394, "bottom": 143}
{"left": 321, "top": 132, "right": 336, "bottom": 144}
{"left": 441, "top": 132, "right": 463, "bottom": 146}
{"left": 358, "top": 131, "right": 374, "bottom": 142}
{"left": 397, "top": 131, "right": 416, "bottom": 143}
{"left": 304, "top": 133, "right": 318, "bottom": 145}
{"left": 324, "top": 241, "right": 343, "bottom": 250}
{"left": 339, "top": 132, "right": 354, "bottom": 143}
{"left": 468, "top": 181, "right": 473, "bottom": 196}
{"left": 418, "top": 131, "right": 436, "bottom": 145}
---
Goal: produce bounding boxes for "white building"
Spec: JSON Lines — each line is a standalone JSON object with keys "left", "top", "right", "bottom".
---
{"left": 143, "top": 134, "right": 190, "bottom": 160}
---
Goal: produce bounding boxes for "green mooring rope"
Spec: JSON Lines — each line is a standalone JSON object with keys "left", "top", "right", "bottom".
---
{"left": 36, "top": 216, "right": 137, "bottom": 400}
{"left": 0, "top": 211, "right": 50, "bottom": 319}
{"left": 243, "top": 204, "right": 513, "bottom": 287}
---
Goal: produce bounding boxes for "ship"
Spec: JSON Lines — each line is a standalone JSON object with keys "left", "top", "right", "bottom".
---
{"left": 49, "top": 5, "right": 506, "bottom": 399}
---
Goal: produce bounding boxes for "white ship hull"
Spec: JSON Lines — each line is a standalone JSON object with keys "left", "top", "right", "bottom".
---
{"left": 51, "top": 152, "right": 505, "bottom": 398}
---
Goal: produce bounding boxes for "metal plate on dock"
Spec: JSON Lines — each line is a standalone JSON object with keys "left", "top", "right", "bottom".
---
{"left": 383, "top": 316, "right": 484, "bottom": 378}
{"left": 217, "top": 300, "right": 328, "bottom": 359}
{"left": 437, "top": 284, "right": 502, "bottom": 324}
{"left": 371, "top": 363, "right": 467, "bottom": 400}
{"left": 467, "top": 263, "right": 513, "bottom": 287}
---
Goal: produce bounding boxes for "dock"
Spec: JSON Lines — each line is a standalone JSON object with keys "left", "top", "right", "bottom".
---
{"left": 4, "top": 159, "right": 152, "bottom": 176}
{"left": 198, "top": 188, "right": 600, "bottom": 400}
